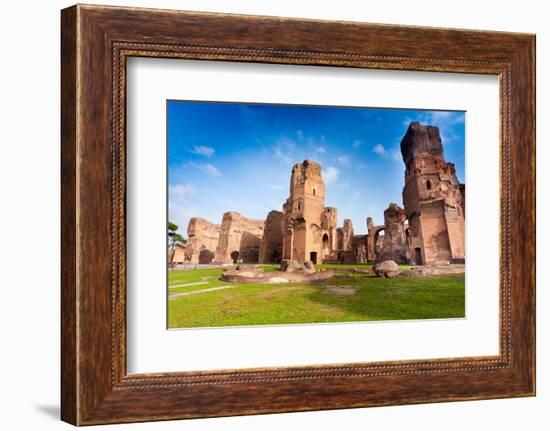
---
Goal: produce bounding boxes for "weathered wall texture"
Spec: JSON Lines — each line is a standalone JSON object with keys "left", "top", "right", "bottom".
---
{"left": 281, "top": 160, "right": 326, "bottom": 264}
{"left": 375, "top": 203, "right": 409, "bottom": 263}
{"left": 258, "top": 210, "right": 284, "bottom": 263}
{"left": 321, "top": 207, "right": 338, "bottom": 261}
{"left": 341, "top": 219, "right": 354, "bottom": 251}
{"left": 352, "top": 235, "right": 368, "bottom": 263}
{"left": 184, "top": 217, "right": 221, "bottom": 264}
{"left": 366, "top": 217, "right": 385, "bottom": 262}
{"left": 401, "top": 122, "right": 465, "bottom": 265}
{"left": 169, "top": 244, "right": 187, "bottom": 265}
{"left": 214, "top": 211, "right": 265, "bottom": 264}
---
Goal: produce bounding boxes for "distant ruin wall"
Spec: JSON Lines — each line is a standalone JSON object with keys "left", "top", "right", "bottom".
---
{"left": 185, "top": 217, "right": 221, "bottom": 264}
{"left": 214, "top": 211, "right": 265, "bottom": 264}
{"left": 375, "top": 203, "right": 409, "bottom": 264}
{"left": 170, "top": 244, "right": 187, "bottom": 265}
{"left": 352, "top": 235, "right": 368, "bottom": 264}
{"left": 341, "top": 219, "right": 354, "bottom": 252}
{"left": 258, "top": 210, "right": 284, "bottom": 264}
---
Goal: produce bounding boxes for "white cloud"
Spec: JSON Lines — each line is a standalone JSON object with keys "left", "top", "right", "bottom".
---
{"left": 274, "top": 144, "right": 292, "bottom": 162}
{"left": 337, "top": 155, "right": 351, "bottom": 166}
{"left": 169, "top": 184, "right": 196, "bottom": 199}
{"left": 315, "top": 146, "right": 326, "bottom": 153}
{"left": 168, "top": 184, "right": 198, "bottom": 234}
{"left": 273, "top": 136, "right": 296, "bottom": 163}
{"left": 430, "top": 111, "right": 465, "bottom": 126}
{"left": 402, "top": 111, "right": 464, "bottom": 144}
{"left": 373, "top": 144, "right": 387, "bottom": 157}
{"left": 189, "top": 162, "right": 221, "bottom": 177}
{"left": 191, "top": 145, "right": 215, "bottom": 157}
{"left": 352, "top": 139, "right": 362, "bottom": 149}
{"left": 391, "top": 150, "right": 402, "bottom": 162}
{"left": 322, "top": 166, "right": 339, "bottom": 184}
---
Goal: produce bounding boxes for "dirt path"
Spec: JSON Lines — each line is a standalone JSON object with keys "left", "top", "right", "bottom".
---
{"left": 169, "top": 285, "right": 235, "bottom": 300}
{"left": 168, "top": 281, "right": 208, "bottom": 289}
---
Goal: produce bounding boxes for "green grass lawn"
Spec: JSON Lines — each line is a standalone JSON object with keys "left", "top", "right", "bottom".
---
{"left": 168, "top": 265, "right": 465, "bottom": 328}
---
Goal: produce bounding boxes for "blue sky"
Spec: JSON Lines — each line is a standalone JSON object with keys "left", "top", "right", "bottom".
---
{"left": 168, "top": 101, "right": 465, "bottom": 235}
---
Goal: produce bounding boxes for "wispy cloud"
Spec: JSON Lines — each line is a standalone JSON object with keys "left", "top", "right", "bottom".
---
{"left": 169, "top": 184, "right": 196, "bottom": 199}
{"left": 391, "top": 149, "right": 402, "bottom": 162}
{"left": 168, "top": 184, "right": 197, "bottom": 234}
{"left": 274, "top": 144, "right": 292, "bottom": 162}
{"left": 189, "top": 162, "right": 221, "bottom": 177}
{"left": 315, "top": 146, "right": 326, "bottom": 153}
{"left": 402, "top": 111, "right": 465, "bottom": 144}
{"left": 322, "top": 166, "right": 339, "bottom": 184}
{"left": 373, "top": 144, "right": 387, "bottom": 157}
{"left": 191, "top": 145, "right": 215, "bottom": 157}
{"left": 337, "top": 155, "right": 351, "bottom": 166}
{"left": 352, "top": 139, "right": 362, "bottom": 149}
{"left": 273, "top": 136, "right": 296, "bottom": 162}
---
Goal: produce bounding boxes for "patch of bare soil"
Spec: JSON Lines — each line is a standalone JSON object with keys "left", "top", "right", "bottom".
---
{"left": 325, "top": 286, "right": 357, "bottom": 296}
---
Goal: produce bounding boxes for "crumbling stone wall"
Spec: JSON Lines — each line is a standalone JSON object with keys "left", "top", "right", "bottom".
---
{"left": 366, "top": 217, "right": 386, "bottom": 262}
{"left": 258, "top": 210, "right": 284, "bottom": 263}
{"left": 184, "top": 217, "right": 221, "bottom": 264}
{"left": 321, "top": 207, "right": 338, "bottom": 261}
{"left": 169, "top": 244, "right": 187, "bottom": 265}
{"left": 401, "top": 122, "right": 465, "bottom": 265}
{"left": 341, "top": 219, "right": 354, "bottom": 251}
{"left": 214, "top": 211, "right": 264, "bottom": 264}
{"left": 375, "top": 203, "right": 409, "bottom": 264}
{"left": 281, "top": 160, "right": 326, "bottom": 264}
{"left": 352, "top": 235, "right": 368, "bottom": 263}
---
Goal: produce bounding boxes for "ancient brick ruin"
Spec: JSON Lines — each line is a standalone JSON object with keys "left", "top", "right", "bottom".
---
{"left": 281, "top": 160, "right": 339, "bottom": 264}
{"left": 214, "top": 211, "right": 265, "bottom": 264}
{"left": 184, "top": 217, "right": 221, "bottom": 264}
{"left": 176, "top": 122, "right": 465, "bottom": 266}
{"left": 400, "top": 122, "right": 465, "bottom": 265}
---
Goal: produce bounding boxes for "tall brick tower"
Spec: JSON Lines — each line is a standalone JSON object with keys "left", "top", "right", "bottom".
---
{"left": 401, "top": 122, "right": 465, "bottom": 265}
{"left": 281, "top": 160, "right": 326, "bottom": 264}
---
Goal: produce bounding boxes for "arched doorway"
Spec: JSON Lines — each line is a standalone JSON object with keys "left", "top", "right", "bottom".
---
{"left": 270, "top": 249, "right": 281, "bottom": 264}
{"left": 414, "top": 248, "right": 423, "bottom": 265}
{"left": 374, "top": 228, "right": 385, "bottom": 254}
{"left": 310, "top": 252, "right": 318, "bottom": 264}
{"left": 322, "top": 233, "right": 330, "bottom": 257}
{"left": 198, "top": 247, "right": 214, "bottom": 264}
{"left": 230, "top": 250, "right": 240, "bottom": 263}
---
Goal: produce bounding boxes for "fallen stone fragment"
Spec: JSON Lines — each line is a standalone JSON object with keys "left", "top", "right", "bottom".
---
{"left": 373, "top": 260, "right": 401, "bottom": 278}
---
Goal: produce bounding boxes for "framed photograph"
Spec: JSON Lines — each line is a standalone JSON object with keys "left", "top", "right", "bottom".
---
{"left": 61, "top": 4, "right": 535, "bottom": 425}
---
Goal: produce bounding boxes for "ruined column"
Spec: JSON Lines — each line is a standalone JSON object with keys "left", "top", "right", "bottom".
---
{"left": 375, "top": 203, "right": 409, "bottom": 264}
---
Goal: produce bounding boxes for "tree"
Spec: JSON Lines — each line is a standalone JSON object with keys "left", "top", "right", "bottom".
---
{"left": 168, "top": 221, "right": 186, "bottom": 268}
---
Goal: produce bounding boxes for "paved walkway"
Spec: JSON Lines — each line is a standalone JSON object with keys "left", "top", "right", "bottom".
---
{"left": 168, "top": 281, "right": 208, "bottom": 289}
{"left": 168, "top": 285, "right": 235, "bottom": 300}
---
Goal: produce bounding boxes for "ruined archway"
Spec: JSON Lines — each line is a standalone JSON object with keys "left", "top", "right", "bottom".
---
{"left": 374, "top": 227, "right": 385, "bottom": 255}
{"left": 198, "top": 247, "right": 215, "bottom": 264}
{"left": 270, "top": 249, "right": 281, "bottom": 264}
{"left": 322, "top": 233, "right": 330, "bottom": 257}
{"left": 230, "top": 250, "right": 240, "bottom": 263}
